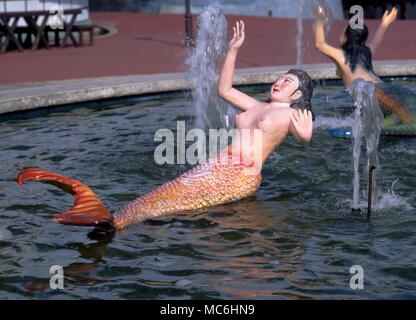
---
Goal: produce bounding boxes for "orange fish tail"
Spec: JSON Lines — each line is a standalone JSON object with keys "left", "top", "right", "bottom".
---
{"left": 17, "top": 168, "right": 115, "bottom": 233}
{"left": 375, "top": 87, "right": 413, "bottom": 124}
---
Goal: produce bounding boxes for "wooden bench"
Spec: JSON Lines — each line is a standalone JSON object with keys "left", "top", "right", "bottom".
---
{"left": 73, "top": 24, "right": 94, "bottom": 46}
{"left": 45, "top": 24, "right": 94, "bottom": 47}
{"left": 0, "top": 8, "right": 83, "bottom": 53}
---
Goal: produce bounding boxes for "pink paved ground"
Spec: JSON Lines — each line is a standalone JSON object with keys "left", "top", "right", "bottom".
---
{"left": 1, "top": 12, "right": 416, "bottom": 85}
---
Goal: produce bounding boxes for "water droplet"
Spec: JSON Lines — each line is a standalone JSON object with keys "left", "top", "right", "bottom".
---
{"left": 176, "top": 279, "right": 193, "bottom": 288}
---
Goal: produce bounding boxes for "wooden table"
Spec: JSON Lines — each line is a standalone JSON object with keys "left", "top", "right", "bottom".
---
{"left": 0, "top": 12, "right": 23, "bottom": 53}
{"left": 50, "top": 8, "right": 83, "bottom": 48}
{"left": 0, "top": 7, "right": 83, "bottom": 53}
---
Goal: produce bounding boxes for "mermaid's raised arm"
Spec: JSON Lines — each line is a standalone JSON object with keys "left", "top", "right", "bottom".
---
{"left": 218, "top": 20, "right": 261, "bottom": 111}
{"left": 368, "top": 7, "right": 398, "bottom": 55}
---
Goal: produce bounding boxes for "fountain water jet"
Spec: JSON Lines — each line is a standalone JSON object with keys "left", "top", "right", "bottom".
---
{"left": 314, "top": 0, "right": 334, "bottom": 37}
{"left": 185, "top": 1, "right": 234, "bottom": 132}
{"left": 296, "top": 0, "right": 304, "bottom": 66}
{"left": 348, "top": 79, "right": 384, "bottom": 212}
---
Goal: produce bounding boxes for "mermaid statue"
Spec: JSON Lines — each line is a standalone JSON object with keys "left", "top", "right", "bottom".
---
{"left": 17, "top": 21, "right": 314, "bottom": 233}
{"left": 314, "top": 6, "right": 416, "bottom": 136}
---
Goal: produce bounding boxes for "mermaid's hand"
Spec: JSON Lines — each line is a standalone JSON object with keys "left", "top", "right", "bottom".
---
{"left": 314, "top": 5, "right": 327, "bottom": 22}
{"left": 228, "top": 20, "right": 245, "bottom": 51}
{"left": 381, "top": 7, "right": 398, "bottom": 27}
{"left": 290, "top": 109, "right": 313, "bottom": 143}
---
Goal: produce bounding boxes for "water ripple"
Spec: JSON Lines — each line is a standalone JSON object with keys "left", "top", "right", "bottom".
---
{"left": 0, "top": 83, "right": 416, "bottom": 299}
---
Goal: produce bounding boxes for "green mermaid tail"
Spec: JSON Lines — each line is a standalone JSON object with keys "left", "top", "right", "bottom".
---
{"left": 376, "top": 82, "right": 416, "bottom": 136}
{"left": 382, "top": 114, "right": 416, "bottom": 136}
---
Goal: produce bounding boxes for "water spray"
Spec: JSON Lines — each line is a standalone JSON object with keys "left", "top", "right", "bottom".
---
{"left": 348, "top": 79, "right": 384, "bottom": 218}
{"left": 184, "top": 1, "right": 232, "bottom": 132}
{"left": 367, "top": 165, "right": 376, "bottom": 220}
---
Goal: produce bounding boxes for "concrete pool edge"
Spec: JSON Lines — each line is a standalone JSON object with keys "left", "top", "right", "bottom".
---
{"left": 1, "top": 60, "right": 416, "bottom": 115}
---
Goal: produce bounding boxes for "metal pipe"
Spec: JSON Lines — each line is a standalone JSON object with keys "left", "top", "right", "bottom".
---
{"left": 184, "top": 0, "right": 194, "bottom": 47}
{"left": 367, "top": 166, "right": 376, "bottom": 221}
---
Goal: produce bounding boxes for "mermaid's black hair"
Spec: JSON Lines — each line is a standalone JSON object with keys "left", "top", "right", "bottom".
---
{"left": 287, "top": 69, "right": 314, "bottom": 114}
{"left": 341, "top": 24, "right": 374, "bottom": 72}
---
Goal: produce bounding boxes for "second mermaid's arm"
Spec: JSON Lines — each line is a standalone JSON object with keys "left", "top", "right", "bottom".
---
{"left": 368, "top": 7, "right": 398, "bottom": 55}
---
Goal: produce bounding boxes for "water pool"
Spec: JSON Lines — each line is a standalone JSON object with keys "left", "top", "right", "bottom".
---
{"left": 1, "top": 79, "right": 416, "bottom": 299}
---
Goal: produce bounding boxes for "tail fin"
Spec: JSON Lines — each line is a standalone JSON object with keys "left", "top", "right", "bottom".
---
{"left": 17, "top": 168, "right": 114, "bottom": 232}
{"left": 375, "top": 88, "right": 413, "bottom": 124}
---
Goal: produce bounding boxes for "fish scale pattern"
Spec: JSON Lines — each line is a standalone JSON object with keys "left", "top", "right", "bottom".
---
{"left": 375, "top": 83, "right": 416, "bottom": 136}
{"left": 114, "top": 153, "right": 262, "bottom": 230}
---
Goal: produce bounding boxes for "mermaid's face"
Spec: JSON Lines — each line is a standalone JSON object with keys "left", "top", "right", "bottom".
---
{"left": 269, "top": 74, "right": 302, "bottom": 103}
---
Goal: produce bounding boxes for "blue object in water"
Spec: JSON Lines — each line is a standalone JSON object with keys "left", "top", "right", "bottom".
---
{"left": 329, "top": 128, "right": 352, "bottom": 139}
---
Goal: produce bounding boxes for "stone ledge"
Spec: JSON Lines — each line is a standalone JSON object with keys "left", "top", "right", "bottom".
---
{"left": 1, "top": 60, "right": 415, "bottom": 115}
